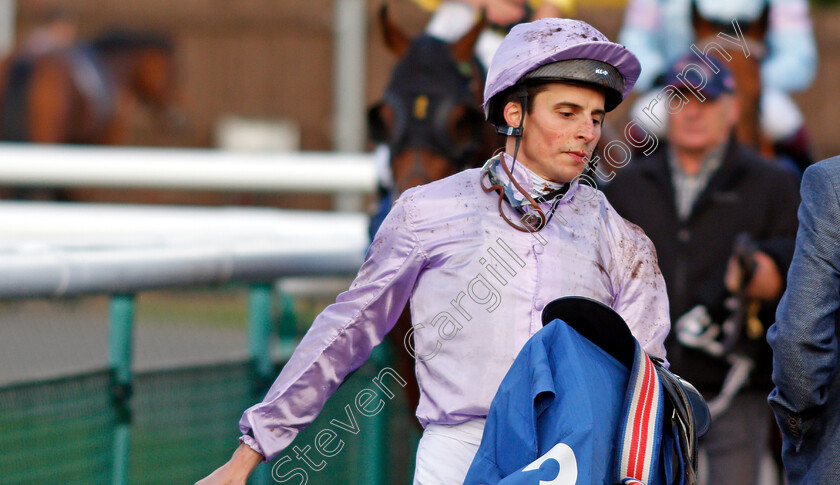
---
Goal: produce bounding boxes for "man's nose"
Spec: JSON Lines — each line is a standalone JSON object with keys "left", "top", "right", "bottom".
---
{"left": 576, "top": 119, "right": 596, "bottom": 143}
{"left": 682, "top": 99, "right": 704, "bottom": 116}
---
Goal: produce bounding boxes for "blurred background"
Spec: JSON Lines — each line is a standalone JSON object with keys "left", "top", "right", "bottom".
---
{"left": 0, "top": 0, "right": 838, "bottom": 483}
{"left": 7, "top": 0, "right": 840, "bottom": 162}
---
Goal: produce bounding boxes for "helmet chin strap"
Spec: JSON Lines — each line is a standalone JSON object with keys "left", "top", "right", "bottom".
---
{"left": 496, "top": 84, "right": 529, "bottom": 172}
{"left": 494, "top": 84, "right": 550, "bottom": 231}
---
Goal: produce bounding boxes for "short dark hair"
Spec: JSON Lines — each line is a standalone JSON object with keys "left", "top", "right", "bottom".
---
{"left": 491, "top": 81, "right": 552, "bottom": 127}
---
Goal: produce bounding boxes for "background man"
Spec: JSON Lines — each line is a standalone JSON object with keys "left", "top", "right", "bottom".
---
{"left": 605, "top": 56, "right": 800, "bottom": 484}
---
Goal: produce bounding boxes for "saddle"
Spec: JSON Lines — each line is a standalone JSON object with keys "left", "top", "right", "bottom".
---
{"left": 542, "top": 297, "right": 710, "bottom": 485}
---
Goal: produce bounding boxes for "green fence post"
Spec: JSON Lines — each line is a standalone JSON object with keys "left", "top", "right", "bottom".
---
{"left": 276, "top": 290, "right": 299, "bottom": 361}
{"left": 248, "top": 283, "right": 274, "bottom": 385}
{"left": 109, "top": 293, "right": 135, "bottom": 485}
{"left": 248, "top": 283, "right": 274, "bottom": 485}
{"left": 112, "top": 424, "right": 131, "bottom": 485}
{"left": 359, "top": 391, "right": 387, "bottom": 485}
{"left": 358, "top": 345, "right": 390, "bottom": 485}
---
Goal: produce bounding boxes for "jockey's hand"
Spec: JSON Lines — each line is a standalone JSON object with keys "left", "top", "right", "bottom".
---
{"left": 195, "top": 443, "right": 263, "bottom": 485}
{"left": 725, "top": 250, "right": 783, "bottom": 301}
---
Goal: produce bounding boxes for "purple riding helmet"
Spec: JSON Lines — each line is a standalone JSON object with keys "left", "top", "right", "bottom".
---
{"left": 483, "top": 17, "right": 641, "bottom": 134}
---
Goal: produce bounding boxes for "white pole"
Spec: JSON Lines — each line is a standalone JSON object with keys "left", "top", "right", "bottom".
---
{"left": 0, "top": 0, "right": 15, "bottom": 57}
{"left": 333, "top": 0, "right": 368, "bottom": 211}
{"left": 0, "top": 202, "right": 369, "bottom": 299}
{"left": 0, "top": 144, "right": 377, "bottom": 194}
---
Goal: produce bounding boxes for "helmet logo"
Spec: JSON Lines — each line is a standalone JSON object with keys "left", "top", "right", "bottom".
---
{"left": 413, "top": 94, "right": 429, "bottom": 119}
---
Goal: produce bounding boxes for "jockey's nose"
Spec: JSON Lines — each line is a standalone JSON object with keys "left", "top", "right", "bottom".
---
{"left": 577, "top": 118, "right": 597, "bottom": 144}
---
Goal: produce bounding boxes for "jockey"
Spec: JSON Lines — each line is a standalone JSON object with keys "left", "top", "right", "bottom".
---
{"left": 197, "top": 18, "right": 670, "bottom": 485}
{"left": 619, "top": 0, "right": 817, "bottom": 168}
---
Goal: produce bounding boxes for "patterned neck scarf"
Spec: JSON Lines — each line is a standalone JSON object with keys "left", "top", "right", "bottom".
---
{"left": 482, "top": 153, "right": 568, "bottom": 209}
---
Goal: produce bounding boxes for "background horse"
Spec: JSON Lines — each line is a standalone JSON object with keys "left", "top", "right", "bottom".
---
{"left": 368, "top": 6, "right": 497, "bottom": 195}
{"left": 0, "top": 29, "right": 182, "bottom": 145}
{"left": 367, "top": 4, "right": 500, "bottom": 434}
{"left": 691, "top": 1, "right": 772, "bottom": 157}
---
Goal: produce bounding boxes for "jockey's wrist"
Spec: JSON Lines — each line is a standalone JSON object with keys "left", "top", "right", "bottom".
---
{"left": 230, "top": 442, "right": 264, "bottom": 475}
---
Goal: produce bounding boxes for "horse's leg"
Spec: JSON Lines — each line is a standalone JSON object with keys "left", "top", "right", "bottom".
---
{"left": 17, "top": 58, "right": 72, "bottom": 200}
{"left": 27, "top": 58, "right": 72, "bottom": 143}
{"left": 97, "top": 119, "right": 128, "bottom": 145}
{"left": 0, "top": 56, "right": 11, "bottom": 112}
{"left": 95, "top": 90, "right": 134, "bottom": 145}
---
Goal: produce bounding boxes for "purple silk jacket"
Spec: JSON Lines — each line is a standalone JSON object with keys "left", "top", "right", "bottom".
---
{"left": 239, "top": 158, "right": 670, "bottom": 461}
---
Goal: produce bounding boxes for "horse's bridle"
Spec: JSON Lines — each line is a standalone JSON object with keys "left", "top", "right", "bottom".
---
{"left": 367, "top": 36, "right": 488, "bottom": 189}
{"left": 370, "top": 91, "right": 485, "bottom": 167}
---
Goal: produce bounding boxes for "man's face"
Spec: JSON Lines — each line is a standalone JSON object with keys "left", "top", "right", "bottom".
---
{"left": 667, "top": 93, "right": 737, "bottom": 154}
{"left": 504, "top": 82, "right": 605, "bottom": 184}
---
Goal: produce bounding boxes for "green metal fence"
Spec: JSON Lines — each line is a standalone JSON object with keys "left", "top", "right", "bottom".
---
{"left": 0, "top": 357, "right": 419, "bottom": 484}
{"left": 0, "top": 370, "right": 116, "bottom": 485}
{"left": 0, "top": 286, "right": 420, "bottom": 485}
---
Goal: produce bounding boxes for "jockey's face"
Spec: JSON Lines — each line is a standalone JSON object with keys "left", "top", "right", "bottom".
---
{"left": 668, "top": 92, "right": 738, "bottom": 159}
{"left": 503, "top": 82, "right": 605, "bottom": 184}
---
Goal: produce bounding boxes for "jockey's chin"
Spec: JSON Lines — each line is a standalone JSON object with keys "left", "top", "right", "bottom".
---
{"left": 547, "top": 155, "right": 589, "bottom": 184}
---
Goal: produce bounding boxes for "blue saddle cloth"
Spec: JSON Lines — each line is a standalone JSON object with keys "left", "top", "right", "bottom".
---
{"left": 463, "top": 319, "right": 675, "bottom": 485}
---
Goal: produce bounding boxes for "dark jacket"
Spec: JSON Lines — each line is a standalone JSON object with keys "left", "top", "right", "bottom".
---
{"left": 604, "top": 140, "right": 800, "bottom": 392}
{"left": 767, "top": 158, "right": 840, "bottom": 484}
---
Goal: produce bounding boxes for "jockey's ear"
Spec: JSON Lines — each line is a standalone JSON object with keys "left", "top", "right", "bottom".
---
{"left": 503, "top": 100, "right": 523, "bottom": 130}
